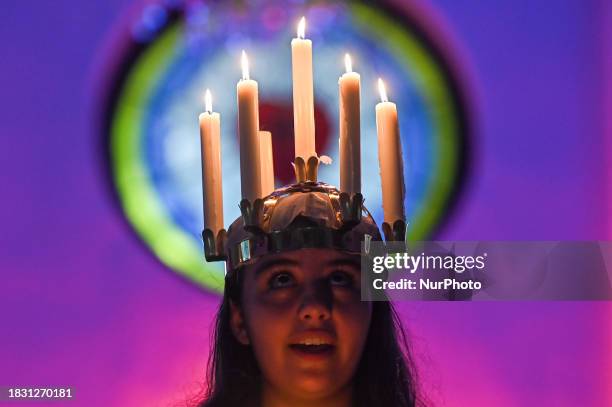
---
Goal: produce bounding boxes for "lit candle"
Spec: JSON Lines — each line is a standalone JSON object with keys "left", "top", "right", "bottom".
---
{"left": 199, "top": 89, "right": 224, "bottom": 236}
{"left": 339, "top": 53, "right": 361, "bottom": 194}
{"left": 375, "top": 78, "right": 405, "bottom": 224}
{"left": 259, "top": 130, "right": 275, "bottom": 197}
{"left": 236, "top": 50, "right": 262, "bottom": 201}
{"left": 291, "top": 16, "right": 316, "bottom": 159}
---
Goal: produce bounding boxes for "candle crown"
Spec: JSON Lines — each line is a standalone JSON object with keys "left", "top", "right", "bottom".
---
{"left": 297, "top": 16, "right": 306, "bottom": 39}
{"left": 200, "top": 17, "right": 408, "bottom": 269}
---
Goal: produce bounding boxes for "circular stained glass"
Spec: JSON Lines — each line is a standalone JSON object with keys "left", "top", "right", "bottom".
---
{"left": 101, "top": 1, "right": 472, "bottom": 292}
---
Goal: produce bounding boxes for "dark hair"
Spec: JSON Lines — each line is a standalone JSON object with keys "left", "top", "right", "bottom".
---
{"left": 199, "top": 263, "right": 422, "bottom": 407}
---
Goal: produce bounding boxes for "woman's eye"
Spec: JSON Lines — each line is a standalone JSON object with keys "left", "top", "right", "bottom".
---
{"left": 268, "top": 272, "right": 295, "bottom": 289}
{"left": 329, "top": 270, "right": 354, "bottom": 287}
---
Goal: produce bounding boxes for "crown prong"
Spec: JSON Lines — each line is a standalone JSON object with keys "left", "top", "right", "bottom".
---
{"left": 294, "top": 155, "right": 320, "bottom": 183}
{"left": 339, "top": 192, "right": 363, "bottom": 224}
{"left": 240, "top": 198, "right": 265, "bottom": 232}
{"left": 203, "top": 228, "right": 228, "bottom": 262}
{"left": 382, "top": 219, "right": 407, "bottom": 243}
{"left": 306, "top": 155, "right": 319, "bottom": 182}
{"left": 294, "top": 157, "right": 307, "bottom": 183}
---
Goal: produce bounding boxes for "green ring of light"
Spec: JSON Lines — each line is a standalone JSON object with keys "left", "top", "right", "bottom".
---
{"left": 110, "top": 24, "right": 224, "bottom": 292}
{"left": 109, "top": 5, "right": 463, "bottom": 293}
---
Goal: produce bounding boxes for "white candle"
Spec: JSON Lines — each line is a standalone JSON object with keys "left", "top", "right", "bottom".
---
{"left": 291, "top": 16, "right": 316, "bottom": 159}
{"left": 259, "top": 130, "right": 275, "bottom": 197}
{"left": 237, "top": 51, "right": 262, "bottom": 201}
{"left": 339, "top": 53, "right": 361, "bottom": 194}
{"left": 199, "top": 89, "right": 224, "bottom": 236}
{"left": 375, "top": 78, "right": 405, "bottom": 224}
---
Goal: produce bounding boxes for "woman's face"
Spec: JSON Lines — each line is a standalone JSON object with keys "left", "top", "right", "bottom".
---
{"left": 230, "top": 248, "right": 372, "bottom": 401}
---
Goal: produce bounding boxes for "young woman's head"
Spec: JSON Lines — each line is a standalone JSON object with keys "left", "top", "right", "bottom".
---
{"left": 200, "top": 246, "right": 420, "bottom": 407}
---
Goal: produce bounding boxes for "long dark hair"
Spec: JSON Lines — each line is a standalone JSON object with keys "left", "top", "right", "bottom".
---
{"left": 199, "top": 266, "right": 422, "bottom": 407}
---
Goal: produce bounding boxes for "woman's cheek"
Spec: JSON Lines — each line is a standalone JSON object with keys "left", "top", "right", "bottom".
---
{"left": 333, "top": 286, "right": 370, "bottom": 315}
{"left": 335, "top": 295, "right": 372, "bottom": 347}
{"left": 245, "top": 302, "right": 297, "bottom": 380}
{"left": 245, "top": 294, "right": 297, "bottom": 340}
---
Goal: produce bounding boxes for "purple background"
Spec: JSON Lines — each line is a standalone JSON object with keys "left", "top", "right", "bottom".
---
{"left": 1, "top": 0, "right": 611, "bottom": 406}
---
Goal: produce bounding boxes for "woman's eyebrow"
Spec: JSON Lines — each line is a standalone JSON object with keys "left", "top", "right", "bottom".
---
{"left": 254, "top": 258, "right": 300, "bottom": 275}
{"left": 326, "top": 257, "right": 361, "bottom": 269}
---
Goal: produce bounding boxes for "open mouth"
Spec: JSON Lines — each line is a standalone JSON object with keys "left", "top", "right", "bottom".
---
{"left": 289, "top": 343, "right": 335, "bottom": 355}
{"left": 288, "top": 330, "right": 337, "bottom": 357}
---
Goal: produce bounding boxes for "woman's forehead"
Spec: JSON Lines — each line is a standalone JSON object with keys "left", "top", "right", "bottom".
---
{"left": 251, "top": 248, "right": 360, "bottom": 272}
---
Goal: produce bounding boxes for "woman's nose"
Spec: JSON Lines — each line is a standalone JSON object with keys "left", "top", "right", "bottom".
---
{"left": 298, "top": 283, "right": 332, "bottom": 322}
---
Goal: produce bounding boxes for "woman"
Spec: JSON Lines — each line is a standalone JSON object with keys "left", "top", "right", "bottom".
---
{"left": 198, "top": 184, "right": 423, "bottom": 407}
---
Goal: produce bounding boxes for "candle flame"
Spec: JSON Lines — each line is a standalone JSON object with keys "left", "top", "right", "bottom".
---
{"left": 297, "top": 16, "right": 306, "bottom": 39}
{"left": 344, "top": 53, "right": 352, "bottom": 73}
{"left": 241, "top": 50, "right": 250, "bottom": 80}
{"left": 205, "top": 89, "right": 212, "bottom": 113}
{"left": 378, "top": 78, "right": 389, "bottom": 103}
